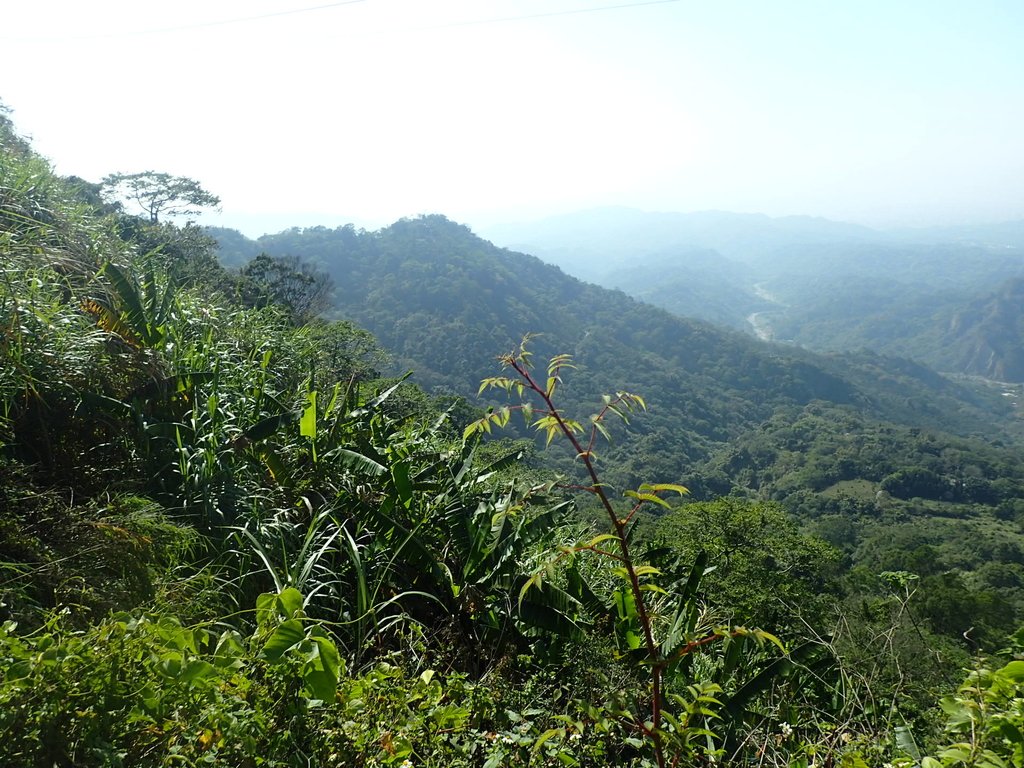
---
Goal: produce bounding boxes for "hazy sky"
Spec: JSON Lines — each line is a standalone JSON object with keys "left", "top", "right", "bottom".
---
{"left": 2, "top": 0, "right": 1023, "bottom": 235}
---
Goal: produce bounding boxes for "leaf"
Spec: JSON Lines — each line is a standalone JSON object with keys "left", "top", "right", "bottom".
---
{"left": 623, "top": 490, "right": 671, "bottom": 509}
{"left": 327, "top": 447, "right": 387, "bottom": 475}
{"left": 243, "top": 412, "right": 298, "bottom": 442}
{"left": 638, "top": 483, "right": 689, "bottom": 496}
{"left": 82, "top": 297, "right": 144, "bottom": 348}
{"left": 562, "top": 418, "right": 584, "bottom": 434}
{"left": 533, "top": 728, "right": 565, "bottom": 756}
{"left": 547, "top": 353, "right": 575, "bottom": 375}
{"left": 518, "top": 571, "right": 543, "bottom": 606}
{"left": 519, "top": 598, "right": 585, "bottom": 640}
{"left": 101, "top": 262, "right": 150, "bottom": 339}
{"left": 262, "top": 619, "right": 305, "bottom": 661}
{"left": 304, "top": 633, "right": 341, "bottom": 701}
{"left": 495, "top": 405, "right": 511, "bottom": 427}
{"left": 998, "top": 722, "right": 1024, "bottom": 745}
{"left": 1000, "top": 660, "right": 1024, "bottom": 682}
{"left": 392, "top": 461, "right": 413, "bottom": 510}
{"left": 613, "top": 587, "right": 637, "bottom": 620}
{"left": 753, "top": 629, "right": 786, "bottom": 654}
{"left": 179, "top": 659, "right": 216, "bottom": 685}
{"left": 895, "top": 724, "right": 921, "bottom": 759}
{"left": 347, "top": 374, "right": 410, "bottom": 418}
{"left": 639, "top": 583, "right": 668, "bottom": 594}
{"left": 255, "top": 591, "right": 278, "bottom": 629}
{"left": 532, "top": 415, "right": 556, "bottom": 431}
{"left": 212, "top": 632, "right": 245, "bottom": 669}
{"left": 631, "top": 565, "right": 662, "bottom": 578}
{"left": 300, "top": 390, "right": 317, "bottom": 439}
{"left": 937, "top": 747, "right": 973, "bottom": 763}
{"left": 566, "top": 563, "right": 609, "bottom": 619}
{"left": 479, "top": 376, "right": 512, "bottom": 395}
{"left": 621, "top": 392, "right": 646, "bottom": 411}
{"left": 277, "top": 587, "right": 304, "bottom": 618}
{"left": 128, "top": 371, "right": 215, "bottom": 402}
{"left": 256, "top": 587, "right": 303, "bottom": 627}
{"left": 723, "top": 653, "right": 794, "bottom": 717}
{"left": 260, "top": 448, "right": 289, "bottom": 483}
{"left": 592, "top": 418, "right": 611, "bottom": 442}
{"left": 478, "top": 448, "right": 527, "bottom": 477}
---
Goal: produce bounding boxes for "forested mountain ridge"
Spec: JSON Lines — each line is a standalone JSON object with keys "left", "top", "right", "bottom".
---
{"left": 212, "top": 217, "right": 1019, "bottom": 448}
{"left": 212, "top": 219, "right": 1024, "bottom": 562}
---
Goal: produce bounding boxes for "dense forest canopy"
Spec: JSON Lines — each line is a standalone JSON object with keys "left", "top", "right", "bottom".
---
{"left": 4, "top": 105, "right": 1024, "bottom": 767}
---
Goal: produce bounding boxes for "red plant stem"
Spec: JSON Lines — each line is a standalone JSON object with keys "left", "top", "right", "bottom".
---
{"left": 665, "top": 630, "right": 742, "bottom": 665}
{"left": 509, "top": 358, "right": 667, "bottom": 768}
{"left": 578, "top": 545, "right": 625, "bottom": 562}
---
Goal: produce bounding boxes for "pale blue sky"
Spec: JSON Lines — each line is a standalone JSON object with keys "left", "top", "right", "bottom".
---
{"left": 2, "top": 0, "right": 1022, "bottom": 235}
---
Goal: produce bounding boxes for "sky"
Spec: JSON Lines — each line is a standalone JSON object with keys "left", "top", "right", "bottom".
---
{"left": 2, "top": 0, "right": 1023, "bottom": 236}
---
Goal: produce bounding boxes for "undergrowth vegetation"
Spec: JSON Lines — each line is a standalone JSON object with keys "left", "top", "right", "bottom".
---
{"left": 4, "top": 107, "right": 1024, "bottom": 767}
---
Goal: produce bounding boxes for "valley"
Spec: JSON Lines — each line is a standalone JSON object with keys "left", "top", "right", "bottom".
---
{"left": 482, "top": 209, "right": 1024, "bottom": 384}
{"left": 745, "top": 282, "right": 787, "bottom": 341}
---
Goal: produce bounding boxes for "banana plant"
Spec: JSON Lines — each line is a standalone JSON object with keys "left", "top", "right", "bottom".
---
{"left": 83, "top": 261, "right": 175, "bottom": 350}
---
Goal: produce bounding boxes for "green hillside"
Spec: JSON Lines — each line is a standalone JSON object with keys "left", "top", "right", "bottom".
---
{"left": 216, "top": 218, "right": 1024, "bottom": 643}
{"left": 7, "top": 105, "right": 1024, "bottom": 766}
{"left": 225, "top": 218, "right": 1021, "bottom": 455}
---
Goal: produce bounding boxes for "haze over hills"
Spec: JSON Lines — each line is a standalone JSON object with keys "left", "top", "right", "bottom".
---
{"left": 472, "top": 208, "right": 1024, "bottom": 381}
{"left": 474, "top": 208, "right": 882, "bottom": 283}
{"left": 477, "top": 207, "right": 1024, "bottom": 268}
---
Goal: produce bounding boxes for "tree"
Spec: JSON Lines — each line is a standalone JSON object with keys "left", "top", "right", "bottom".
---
{"left": 654, "top": 497, "right": 841, "bottom": 630}
{"left": 239, "top": 252, "right": 333, "bottom": 323}
{"left": 0, "top": 99, "right": 32, "bottom": 157}
{"left": 100, "top": 171, "right": 220, "bottom": 223}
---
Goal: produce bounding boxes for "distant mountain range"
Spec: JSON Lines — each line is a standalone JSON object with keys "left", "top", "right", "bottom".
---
{"left": 471, "top": 208, "right": 1024, "bottom": 382}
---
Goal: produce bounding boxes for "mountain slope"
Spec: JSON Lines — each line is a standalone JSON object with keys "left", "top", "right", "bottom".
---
{"left": 211, "top": 217, "right": 1020, "bottom": 488}
{"left": 599, "top": 247, "right": 770, "bottom": 330}
{"left": 944, "top": 278, "right": 1024, "bottom": 382}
